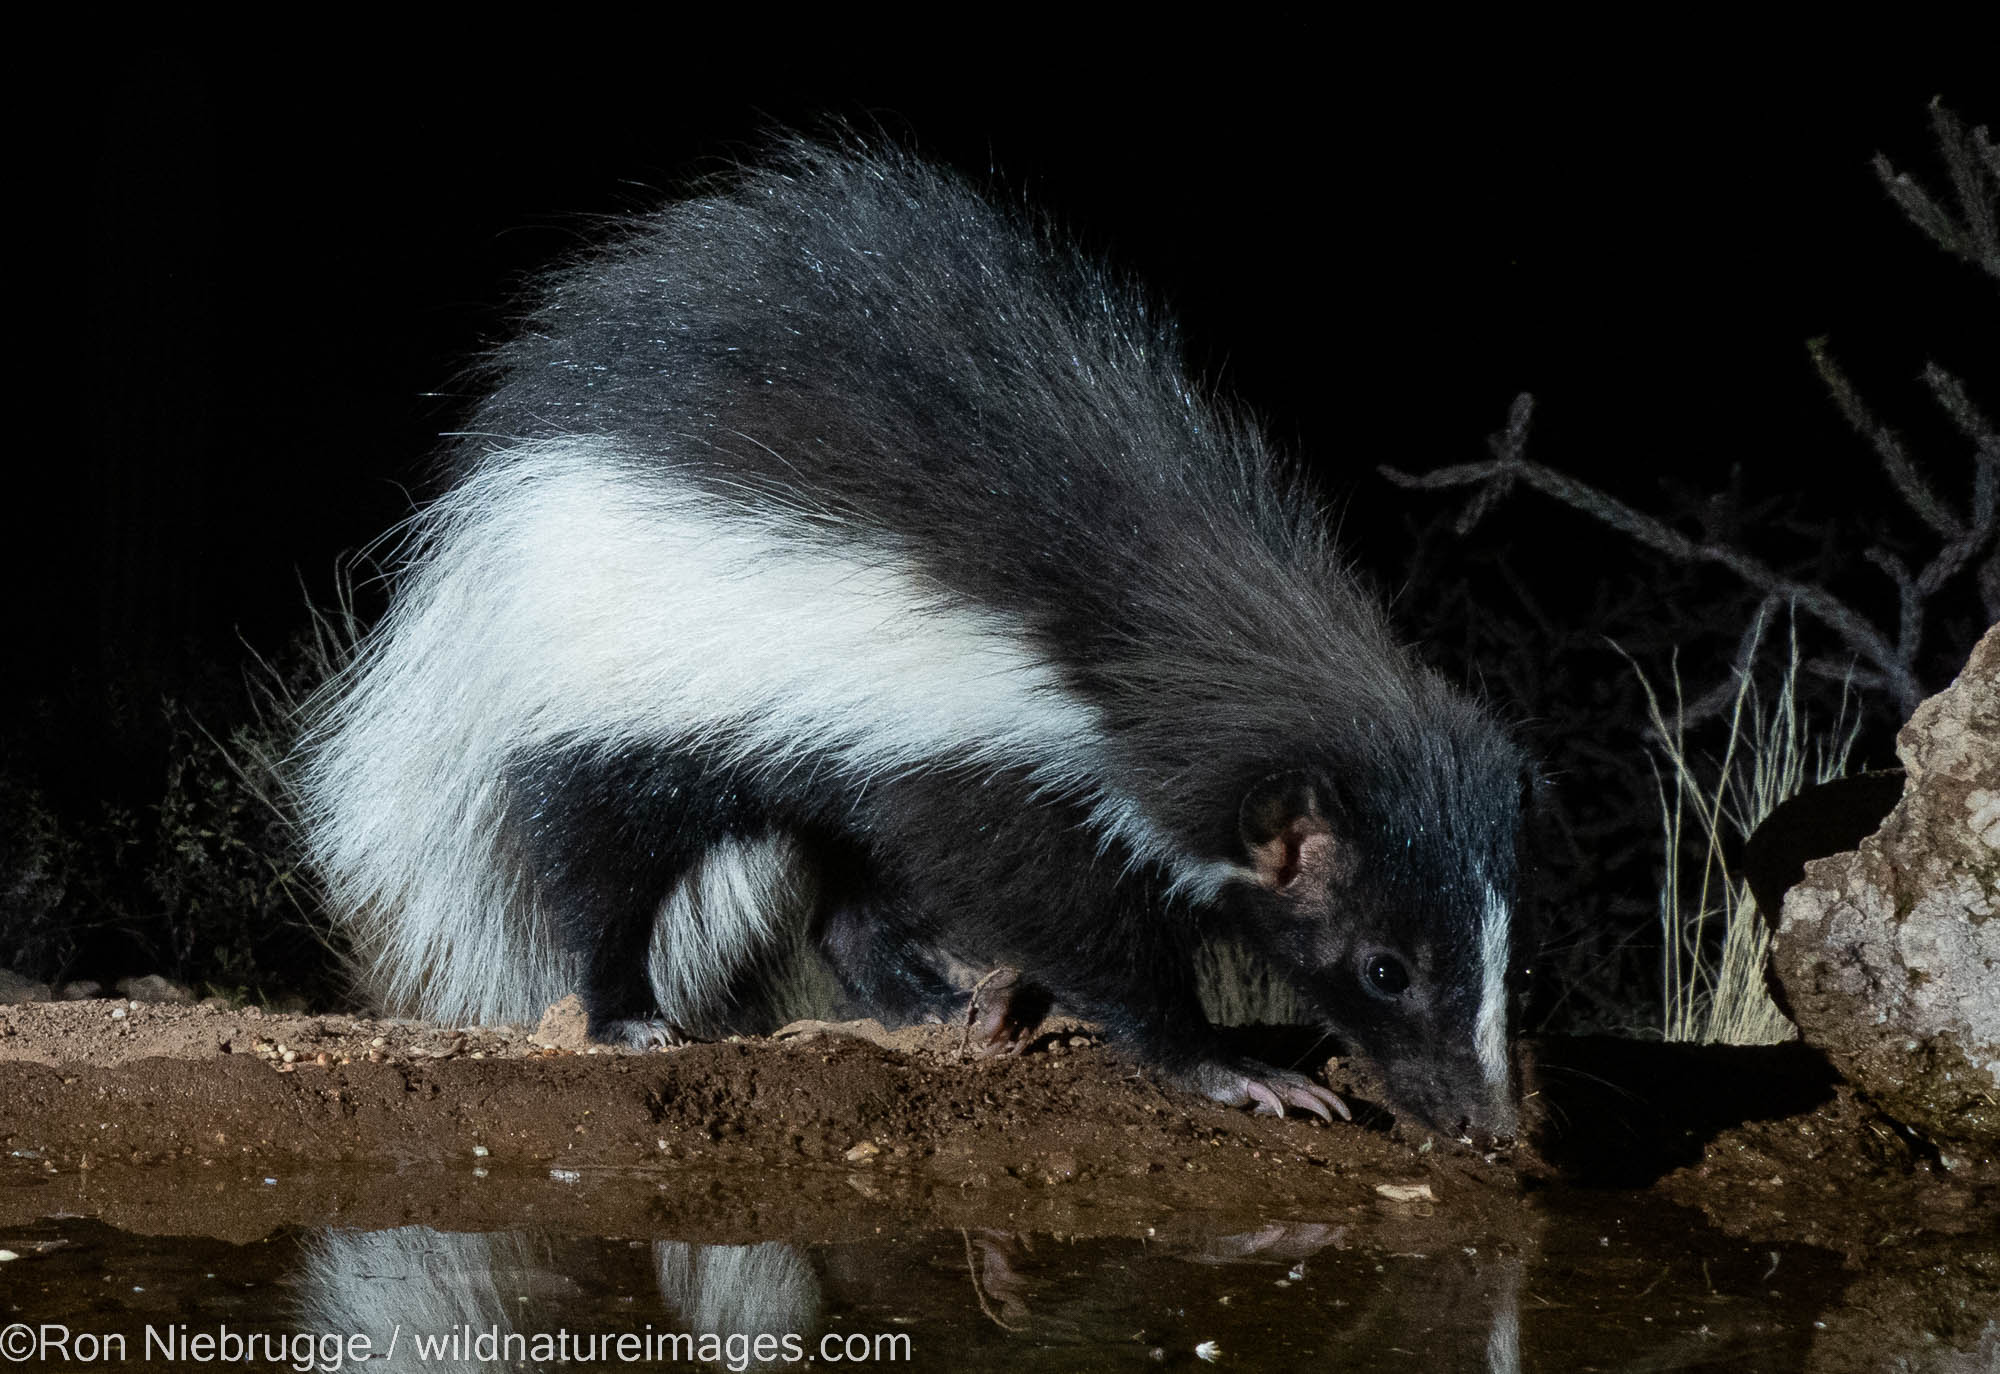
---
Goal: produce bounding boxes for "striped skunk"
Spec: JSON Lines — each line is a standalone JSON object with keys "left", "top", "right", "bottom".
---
{"left": 298, "top": 143, "right": 1527, "bottom": 1140}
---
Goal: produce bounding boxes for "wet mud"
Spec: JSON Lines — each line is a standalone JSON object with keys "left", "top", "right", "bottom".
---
{"left": 1, "top": 1000, "right": 1993, "bottom": 1370}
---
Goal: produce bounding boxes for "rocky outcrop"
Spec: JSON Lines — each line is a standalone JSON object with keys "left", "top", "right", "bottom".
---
{"left": 1772, "top": 625, "right": 1999, "bottom": 1151}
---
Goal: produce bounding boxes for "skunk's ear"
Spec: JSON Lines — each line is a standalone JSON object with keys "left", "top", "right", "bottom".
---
{"left": 1237, "top": 772, "right": 1336, "bottom": 892}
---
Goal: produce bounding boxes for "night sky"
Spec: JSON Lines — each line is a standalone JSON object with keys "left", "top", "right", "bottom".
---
{"left": 24, "top": 54, "right": 1994, "bottom": 804}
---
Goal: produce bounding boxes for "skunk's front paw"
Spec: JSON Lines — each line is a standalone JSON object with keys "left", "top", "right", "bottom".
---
{"left": 1179, "top": 1059, "right": 1350, "bottom": 1123}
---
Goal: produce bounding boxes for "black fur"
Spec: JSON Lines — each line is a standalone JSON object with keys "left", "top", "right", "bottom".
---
{"left": 328, "top": 140, "right": 1528, "bottom": 1136}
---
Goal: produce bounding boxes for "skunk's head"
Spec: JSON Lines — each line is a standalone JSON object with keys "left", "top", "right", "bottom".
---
{"left": 1232, "top": 718, "right": 1528, "bottom": 1144}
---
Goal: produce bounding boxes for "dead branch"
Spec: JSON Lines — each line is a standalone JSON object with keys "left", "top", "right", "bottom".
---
{"left": 1871, "top": 101, "right": 1999, "bottom": 285}
{"left": 1382, "top": 105, "right": 1997, "bottom": 721}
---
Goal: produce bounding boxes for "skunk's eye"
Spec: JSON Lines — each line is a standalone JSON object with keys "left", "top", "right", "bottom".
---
{"left": 1363, "top": 952, "right": 1410, "bottom": 997}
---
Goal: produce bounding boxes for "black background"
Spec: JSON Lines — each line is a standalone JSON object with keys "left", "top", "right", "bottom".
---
{"left": 23, "top": 50, "right": 1995, "bottom": 809}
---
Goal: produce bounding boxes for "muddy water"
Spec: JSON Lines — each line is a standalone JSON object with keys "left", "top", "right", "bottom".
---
{"left": 3, "top": 1174, "right": 1877, "bottom": 1372}
{"left": 3, "top": 1014, "right": 1994, "bottom": 1369}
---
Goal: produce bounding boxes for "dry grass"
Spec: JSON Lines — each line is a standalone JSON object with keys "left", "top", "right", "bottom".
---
{"left": 1198, "top": 936, "right": 1306, "bottom": 1027}
{"left": 1630, "top": 609, "right": 1858, "bottom": 1045}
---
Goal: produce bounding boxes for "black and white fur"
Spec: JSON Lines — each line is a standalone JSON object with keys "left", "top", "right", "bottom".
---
{"left": 298, "top": 144, "right": 1526, "bottom": 1139}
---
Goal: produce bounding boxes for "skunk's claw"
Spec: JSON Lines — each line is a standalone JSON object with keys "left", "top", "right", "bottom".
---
{"left": 596, "top": 1016, "right": 693, "bottom": 1050}
{"left": 1183, "top": 1060, "right": 1351, "bottom": 1123}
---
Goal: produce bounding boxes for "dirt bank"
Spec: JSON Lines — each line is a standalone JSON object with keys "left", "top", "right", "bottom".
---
{"left": 0, "top": 999, "right": 1531, "bottom": 1242}
{"left": 1, "top": 998, "right": 1992, "bottom": 1259}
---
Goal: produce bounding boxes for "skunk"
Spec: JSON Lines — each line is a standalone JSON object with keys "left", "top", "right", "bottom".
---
{"left": 298, "top": 144, "right": 1527, "bottom": 1139}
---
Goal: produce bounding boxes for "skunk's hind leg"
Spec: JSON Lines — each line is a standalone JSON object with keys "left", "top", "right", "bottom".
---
{"left": 508, "top": 745, "right": 800, "bottom": 1046}
{"left": 813, "top": 861, "right": 1051, "bottom": 1051}
{"left": 811, "top": 850, "right": 962, "bottom": 1029}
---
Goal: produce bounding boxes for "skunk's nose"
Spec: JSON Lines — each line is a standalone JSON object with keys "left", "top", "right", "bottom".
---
{"left": 1402, "top": 1069, "right": 1518, "bottom": 1147}
{"left": 1440, "top": 1106, "right": 1517, "bottom": 1150}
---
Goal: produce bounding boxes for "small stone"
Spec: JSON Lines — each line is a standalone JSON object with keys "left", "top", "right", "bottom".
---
{"left": 116, "top": 974, "right": 193, "bottom": 1004}
{"left": 844, "top": 1140, "right": 881, "bottom": 1163}
{"left": 0, "top": 970, "right": 51, "bottom": 1003}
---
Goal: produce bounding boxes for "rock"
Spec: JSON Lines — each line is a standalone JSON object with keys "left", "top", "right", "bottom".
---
{"left": 115, "top": 974, "right": 194, "bottom": 1004}
{"left": 531, "top": 994, "right": 593, "bottom": 1050}
{"left": 58, "top": 980, "right": 104, "bottom": 1002}
{"left": 0, "top": 970, "right": 51, "bottom": 1004}
{"left": 1772, "top": 626, "right": 1999, "bottom": 1147}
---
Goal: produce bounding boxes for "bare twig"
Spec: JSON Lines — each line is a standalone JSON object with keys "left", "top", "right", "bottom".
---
{"left": 1872, "top": 101, "right": 1999, "bottom": 284}
{"left": 1382, "top": 103, "right": 1998, "bottom": 721}
{"left": 1922, "top": 362, "right": 2000, "bottom": 622}
{"left": 1807, "top": 338, "right": 1958, "bottom": 539}
{"left": 1381, "top": 394, "right": 1921, "bottom": 713}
